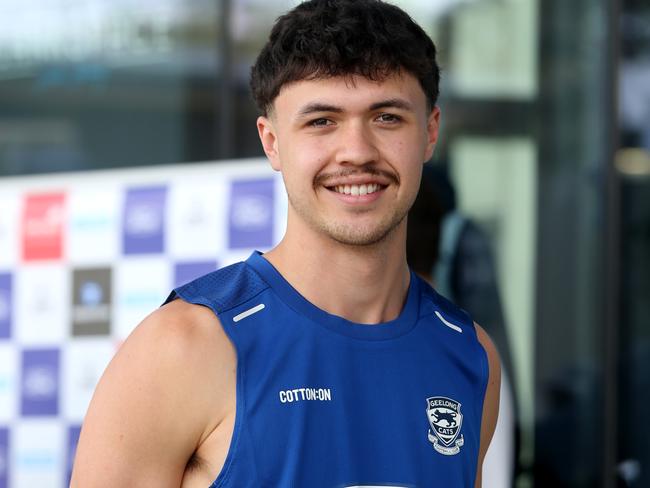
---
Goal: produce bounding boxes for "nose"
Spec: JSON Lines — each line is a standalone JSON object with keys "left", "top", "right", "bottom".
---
{"left": 334, "top": 121, "right": 380, "bottom": 166}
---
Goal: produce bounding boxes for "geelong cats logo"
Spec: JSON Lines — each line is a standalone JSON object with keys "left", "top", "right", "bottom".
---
{"left": 426, "top": 396, "right": 464, "bottom": 455}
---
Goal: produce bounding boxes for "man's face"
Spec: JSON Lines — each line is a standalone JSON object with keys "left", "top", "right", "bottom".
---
{"left": 257, "top": 72, "right": 440, "bottom": 247}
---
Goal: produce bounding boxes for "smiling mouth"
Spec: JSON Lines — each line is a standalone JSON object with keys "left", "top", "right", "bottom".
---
{"left": 327, "top": 183, "right": 387, "bottom": 196}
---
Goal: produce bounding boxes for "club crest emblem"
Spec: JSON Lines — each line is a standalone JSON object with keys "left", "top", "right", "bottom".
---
{"left": 426, "top": 396, "right": 464, "bottom": 455}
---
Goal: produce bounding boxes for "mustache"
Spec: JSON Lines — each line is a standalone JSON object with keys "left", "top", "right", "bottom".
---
{"left": 313, "top": 168, "right": 399, "bottom": 187}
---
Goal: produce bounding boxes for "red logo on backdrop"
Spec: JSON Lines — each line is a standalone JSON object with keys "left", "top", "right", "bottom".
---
{"left": 22, "top": 192, "right": 66, "bottom": 261}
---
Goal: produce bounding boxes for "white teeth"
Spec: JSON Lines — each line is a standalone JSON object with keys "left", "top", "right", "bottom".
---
{"left": 333, "top": 183, "right": 381, "bottom": 195}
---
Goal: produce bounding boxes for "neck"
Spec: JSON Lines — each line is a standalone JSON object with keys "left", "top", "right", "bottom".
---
{"left": 263, "top": 219, "right": 411, "bottom": 324}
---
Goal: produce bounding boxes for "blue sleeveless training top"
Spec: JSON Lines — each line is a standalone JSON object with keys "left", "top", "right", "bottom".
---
{"left": 164, "top": 251, "right": 489, "bottom": 488}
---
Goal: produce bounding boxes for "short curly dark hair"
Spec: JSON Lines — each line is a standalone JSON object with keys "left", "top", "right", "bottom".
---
{"left": 250, "top": 0, "right": 440, "bottom": 116}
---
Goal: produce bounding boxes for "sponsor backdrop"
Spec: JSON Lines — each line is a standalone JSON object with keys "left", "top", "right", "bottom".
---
{"left": 0, "top": 159, "right": 285, "bottom": 487}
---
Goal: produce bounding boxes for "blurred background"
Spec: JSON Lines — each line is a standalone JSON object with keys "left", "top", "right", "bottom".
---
{"left": 0, "top": 0, "right": 648, "bottom": 487}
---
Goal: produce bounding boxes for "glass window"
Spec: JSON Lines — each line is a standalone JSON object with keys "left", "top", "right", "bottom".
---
{"left": 0, "top": 0, "right": 223, "bottom": 174}
{"left": 617, "top": 1, "right": 650, "bottom": 486}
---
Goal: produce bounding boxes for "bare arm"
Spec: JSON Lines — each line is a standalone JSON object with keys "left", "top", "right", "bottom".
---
{"left": 474, "top": 322, "right": 501, "bottom": 488}
{"left": 70, "top": 299, "right": 234, "bottom": 488}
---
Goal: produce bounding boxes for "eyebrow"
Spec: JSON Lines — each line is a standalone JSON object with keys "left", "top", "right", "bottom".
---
{"left": 368, "top": 98, "right": 415, "bottom": 112}
{"left": 296, "top": 103, "right": 344, "bottom": 118}
{"left": 295, "top": 98, "right": 415, "bottom": 118}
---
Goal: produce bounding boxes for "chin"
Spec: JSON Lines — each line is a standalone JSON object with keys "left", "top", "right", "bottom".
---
{"left": 322, "top": 219, "right": 404, "bottom": 247}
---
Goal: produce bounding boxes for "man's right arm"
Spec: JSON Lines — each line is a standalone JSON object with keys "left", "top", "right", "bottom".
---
{"left": 70, "top": 299, "right": 235, "bottom": 488}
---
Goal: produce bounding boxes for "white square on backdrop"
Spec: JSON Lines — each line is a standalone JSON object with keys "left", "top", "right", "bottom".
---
{"left": 15, "top": 264, "right": 70, "bottom": 345}
{"left": 67, "top": 187, "right": 121, "bottom": 265}
{"left": 0, "top": 344, "right": 18, "bottom": 422}
{"left": 0, "top": 192, "right": 20, "bottom": 269}
{"left": 11, "top": 421, "right": 65, "bottom": 488}
{"left": 113, "top": 258, "right": 171, "bottom": 340}
{"left": 167, "top": 179, "right": 228, "bottom": 259}
{"left": 61, "top": 339, "right": 116, "bottom": 423}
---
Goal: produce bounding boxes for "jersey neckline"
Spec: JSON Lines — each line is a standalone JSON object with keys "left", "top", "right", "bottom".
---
{"left": 245, "top": 250, "right": 420, "bottom": 341}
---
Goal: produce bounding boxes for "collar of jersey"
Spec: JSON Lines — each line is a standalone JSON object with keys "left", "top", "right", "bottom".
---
{"left": 246, "top": 251, "right": 420, "bottom": 341}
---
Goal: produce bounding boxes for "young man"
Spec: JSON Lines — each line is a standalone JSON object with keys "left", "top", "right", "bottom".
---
{"left": 71, "top": 1, "right": 500, "bottom": 487}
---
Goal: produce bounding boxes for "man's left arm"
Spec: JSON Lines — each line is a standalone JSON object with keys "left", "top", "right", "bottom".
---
{"left": 474, "top": 322, "right": 501, "bottom": 488}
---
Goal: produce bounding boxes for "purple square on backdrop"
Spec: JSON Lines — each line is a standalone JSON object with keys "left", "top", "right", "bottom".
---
{"left": 66, "top": 425, "right": 81, "bottom": 487}
{"left": 174, "top": 261, "right": 218, "bottom": 288}
{"left": 21, "top": 349, "right": 60, "bottom": 416}
{"left": 0, "top": 274, "right": 11, "bottom": 339}
{"left": 122, "top": 186, "right": 167, "bottom": 255}
{"left": 0, "top": 427, "right": 8, "bottom": 488}
{"left": 228, "top": 179, "right": 275, "bottom": 249}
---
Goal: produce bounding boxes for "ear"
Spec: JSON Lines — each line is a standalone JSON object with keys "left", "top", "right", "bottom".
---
{"left": 424, "top": 106, "right": 441, "bottom": 162}
{"left": 257, "top": 116, "right": 281, "bottom": 171}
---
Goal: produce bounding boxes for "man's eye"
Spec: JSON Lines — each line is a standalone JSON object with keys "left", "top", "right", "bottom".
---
{"left": 377, "top": 113, "right": 401, "bottom": 123}
{"left": 309, "top": 118, "right": 333, "bottom": 127}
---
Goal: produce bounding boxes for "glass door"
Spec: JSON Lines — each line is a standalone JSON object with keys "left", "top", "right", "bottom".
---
{"left": 616, "top": 1, "right": 650, "bottom": 486}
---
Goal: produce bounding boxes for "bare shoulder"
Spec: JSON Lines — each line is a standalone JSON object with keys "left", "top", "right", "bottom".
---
{"left": 138, "top": 298, "right": 234, "bottom": 364}
{"left": 71, "top": 299, "right": 235, "bottom": 488}
{"left": 474, "top": 323, "right": 501, "bottom": 380}
{"left": 473, "top": 322, "right": 501, "bottom": 488}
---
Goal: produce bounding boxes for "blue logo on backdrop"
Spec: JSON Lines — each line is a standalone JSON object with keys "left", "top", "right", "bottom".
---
{"left": 122, "top": 291, "right": 163, "bottom": 308}
{"left": 0, "top": 427, "right": 8, "bottom": 488}
{"left": 71, "top": 214, "right": 112, "bottom": 232}
{"left": 16, "top": 450, "right": 57, "bottom": 470}
{"left": 122, "top": 186, "right": 167, "bottom": 254}
{"left": 174, "top": 261, "right": 217, "bottom": 288}
{"left": 80, "top": 281, "right": 103, "bottom": 306}
{"left": 0, "top": 274, "right": 11, "bottom": 339}
{"left": 228, "top": 179, "right": 275, "bottom": 249}
{"left": 21, "top": 349, "right": 60, "bottom": 416}
{"left": 0, "top": 372, "right": 14, "bottom": 395}
{"left": 67, "top": 425, "right": 82, "bottom": 486}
